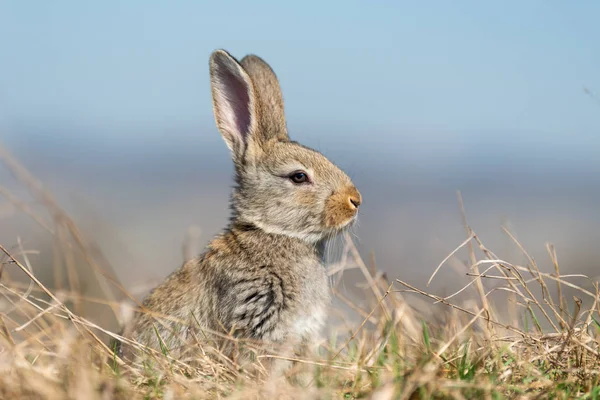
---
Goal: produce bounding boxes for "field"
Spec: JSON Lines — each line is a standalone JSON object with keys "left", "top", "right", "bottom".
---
{"left": 1, "top": 144, "right": 599, "bottom": 400}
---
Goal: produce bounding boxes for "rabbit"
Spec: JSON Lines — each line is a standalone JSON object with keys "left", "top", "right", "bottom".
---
{"left": 118, "top": 49, "right": 362, "bottom": 364}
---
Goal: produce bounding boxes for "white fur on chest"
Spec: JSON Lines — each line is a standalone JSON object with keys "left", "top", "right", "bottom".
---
{"left": 264, "top": 257, "right": 330, "bottom": 344}
{"left": 291, "top": 302, "right": 327, "bottom": 340}
{"left": 289, "top": 258, "right": 330, "bottom": 341}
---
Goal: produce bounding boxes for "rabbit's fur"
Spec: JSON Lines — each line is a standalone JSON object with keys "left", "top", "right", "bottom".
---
{"left": 120, "top": 49, "right": 361, "bottom": 362}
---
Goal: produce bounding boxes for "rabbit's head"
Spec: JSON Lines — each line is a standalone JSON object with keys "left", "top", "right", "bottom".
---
{"left": 209, "top": 50, "right": 361, "bottom": 243}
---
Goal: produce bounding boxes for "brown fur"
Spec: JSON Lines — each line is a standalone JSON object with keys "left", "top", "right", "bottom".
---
{"left": 119, "top": 50, "right": 361, "bottom": 363}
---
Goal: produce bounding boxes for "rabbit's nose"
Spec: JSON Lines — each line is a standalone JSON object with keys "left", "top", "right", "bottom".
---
{"left": 324, "top": 186, "right": 362, "bottom": 227}
{"left": 348, "top": 192, "right": 362, "bottom": 209}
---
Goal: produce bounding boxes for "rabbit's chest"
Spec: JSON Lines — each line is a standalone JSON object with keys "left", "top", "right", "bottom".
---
{"left": 288, "top": 260, "right": 330, "bottom": 340}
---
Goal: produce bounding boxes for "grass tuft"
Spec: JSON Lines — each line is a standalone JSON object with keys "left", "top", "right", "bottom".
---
{"left": 1, "top": 143, "right": 599, "bottom": 399}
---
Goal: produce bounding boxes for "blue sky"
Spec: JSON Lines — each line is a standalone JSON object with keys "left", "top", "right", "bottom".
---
{"left": 1, "top": 1, "right": 599, "bottom": 156}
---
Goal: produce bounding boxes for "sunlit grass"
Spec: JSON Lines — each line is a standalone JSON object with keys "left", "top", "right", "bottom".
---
{"left": 1, "top": 144, "right": 599, "bottom": 399}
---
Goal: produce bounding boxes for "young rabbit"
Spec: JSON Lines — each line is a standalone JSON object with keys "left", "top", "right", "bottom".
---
{"left": 120, "top": 49, "right": 361, "bottom": 361}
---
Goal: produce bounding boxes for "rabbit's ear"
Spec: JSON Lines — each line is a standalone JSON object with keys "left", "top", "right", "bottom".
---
{"left": 240, "top": 55, "right": 289, "bottom": 142}
{"left": 209, "top": 50, "right": 258, "bottom": 161}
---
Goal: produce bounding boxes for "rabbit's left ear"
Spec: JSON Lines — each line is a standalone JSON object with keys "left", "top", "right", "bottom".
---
{"left": 210, "top": 50, "right": 258, "bottom": 163}
{"left": 241, "top": 54, "right": 289, "bottom": 143}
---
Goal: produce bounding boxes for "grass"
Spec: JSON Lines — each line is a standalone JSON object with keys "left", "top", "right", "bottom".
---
{"left": 1, "top": 143, "right": 599, "bottom": 399}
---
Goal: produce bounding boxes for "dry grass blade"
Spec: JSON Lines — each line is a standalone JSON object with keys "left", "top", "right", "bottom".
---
{"left": 427, "top": 233, "right": 474, "bottom": 287}
{"left": 331, "top": 282, "right": 393, "bottom": 360}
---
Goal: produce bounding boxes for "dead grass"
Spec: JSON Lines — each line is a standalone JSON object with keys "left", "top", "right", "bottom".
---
{"left": 1, "top": 143, "right": 599, "bottom": 399}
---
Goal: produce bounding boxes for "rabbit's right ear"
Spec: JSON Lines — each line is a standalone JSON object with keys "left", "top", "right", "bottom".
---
{"left": 209, "top": 50, "right": 258, "bottom": 162}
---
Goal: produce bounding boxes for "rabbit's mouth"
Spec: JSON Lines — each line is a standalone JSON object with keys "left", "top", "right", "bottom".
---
{"left": 333, "top": 213, "right": 359, "bottom": 233}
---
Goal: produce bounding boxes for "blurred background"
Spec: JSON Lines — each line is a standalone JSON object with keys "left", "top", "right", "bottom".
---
{"left": 1, "top": 2, "right": 599, "bottom": 329}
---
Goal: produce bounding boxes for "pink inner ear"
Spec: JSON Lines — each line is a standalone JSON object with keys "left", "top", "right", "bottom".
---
{"left": 216, "top": 67, "right": 252, "bottom": 144}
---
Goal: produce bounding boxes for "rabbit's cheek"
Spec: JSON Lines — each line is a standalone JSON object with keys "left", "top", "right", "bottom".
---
{"left": 323, "top": 185, "right": 361, "bottom": 228}
{"left": 294, "top": 190, "right": 316, "bottom": 207}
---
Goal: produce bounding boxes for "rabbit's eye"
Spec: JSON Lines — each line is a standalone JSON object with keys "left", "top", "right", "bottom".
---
{"left": 289, "top": 171, "right": 310, "bottom": 184}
